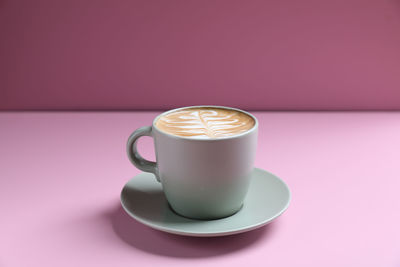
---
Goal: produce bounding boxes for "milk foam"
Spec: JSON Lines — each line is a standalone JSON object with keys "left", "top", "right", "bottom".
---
{"left": 155, "top": 107, "right": 255, "bottom": 139}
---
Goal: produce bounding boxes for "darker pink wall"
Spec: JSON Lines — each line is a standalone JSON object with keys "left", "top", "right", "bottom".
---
{"left": 1, "top": 0, "right": 400, "bottom": 110}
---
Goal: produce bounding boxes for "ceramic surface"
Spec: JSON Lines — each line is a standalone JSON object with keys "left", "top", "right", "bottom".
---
{"left": 120, "top": 167, "right": 291, "bottom": 237}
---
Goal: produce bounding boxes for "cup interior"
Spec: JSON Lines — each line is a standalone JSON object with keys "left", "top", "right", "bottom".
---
{"left": 152, "top": 105, "right": 258, "bottom": 140}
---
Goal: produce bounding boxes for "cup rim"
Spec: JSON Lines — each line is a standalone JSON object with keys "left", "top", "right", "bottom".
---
{"left": 152, "top": 105, "right": 258, "bottom": 141}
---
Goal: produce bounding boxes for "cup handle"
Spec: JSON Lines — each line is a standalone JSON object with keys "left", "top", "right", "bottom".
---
{"left": 126, "top": 126, "right": 160, "bottom": 182}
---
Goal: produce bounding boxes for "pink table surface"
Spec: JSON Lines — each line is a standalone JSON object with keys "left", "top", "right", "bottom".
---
{"left": 1, "top": 111, "right": 400, "bottom": 267}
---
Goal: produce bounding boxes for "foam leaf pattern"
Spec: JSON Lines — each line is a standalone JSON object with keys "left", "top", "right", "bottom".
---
{"left": 155, "top": 108, "right": 255, "bottom": 138}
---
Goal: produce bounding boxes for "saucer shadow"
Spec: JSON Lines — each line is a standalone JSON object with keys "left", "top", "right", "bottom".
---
{"left": 108, "top": 203, "right": 277, "bottom": 258}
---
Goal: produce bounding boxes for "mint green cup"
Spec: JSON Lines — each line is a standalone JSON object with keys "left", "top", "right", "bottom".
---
{"left": 127, "top": 105, "right": 258, "bottom": 220}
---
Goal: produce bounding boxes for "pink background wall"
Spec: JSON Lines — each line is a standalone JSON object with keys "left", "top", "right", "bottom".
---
{"left": 1, "top": 0, "right": 400, "bottom": 110}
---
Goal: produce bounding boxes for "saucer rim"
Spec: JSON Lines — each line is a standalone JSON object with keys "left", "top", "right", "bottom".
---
{"left": 120, "top": 167, "right": 291, "bottom": 237}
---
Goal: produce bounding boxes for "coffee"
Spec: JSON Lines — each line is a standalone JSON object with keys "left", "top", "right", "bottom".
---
{"left": 155, "top": 107, "right": 255, "bottom": 139}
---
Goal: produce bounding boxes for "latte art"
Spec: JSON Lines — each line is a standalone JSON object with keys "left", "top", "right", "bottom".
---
{"left": 155, "top": 107, "right": 255, "bottom": 138}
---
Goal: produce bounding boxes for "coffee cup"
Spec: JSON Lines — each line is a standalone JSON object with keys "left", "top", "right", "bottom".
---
{"left": 126, "top": 105, "right": 258, "bottom": 220}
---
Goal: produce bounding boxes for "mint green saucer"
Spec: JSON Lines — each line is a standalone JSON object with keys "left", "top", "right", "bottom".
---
{"left": 120, "top": 168, "right": 291, "bottom": 237}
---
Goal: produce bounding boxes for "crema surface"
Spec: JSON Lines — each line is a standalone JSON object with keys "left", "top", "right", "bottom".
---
{"left": 155, "top": 107, "right": 255, "bottom": 139}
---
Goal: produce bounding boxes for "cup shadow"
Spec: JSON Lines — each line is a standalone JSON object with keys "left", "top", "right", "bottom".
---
{"left": 105, "top": 203, "right": 277, "bottom": 258}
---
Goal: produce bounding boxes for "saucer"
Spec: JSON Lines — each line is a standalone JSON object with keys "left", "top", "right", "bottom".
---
{"left": 120, "top": 168, "right": 291, "bottom": 237}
